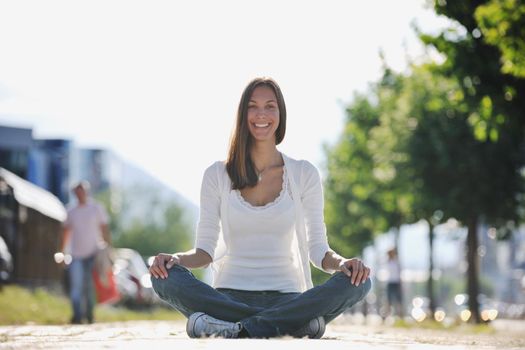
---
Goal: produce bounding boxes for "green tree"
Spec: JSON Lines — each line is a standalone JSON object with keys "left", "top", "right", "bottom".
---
{"left": 405, "top": 64, "right": 523, "bottom": 323}
{"left": 322, "top": 66, "right": 418, "bottom": 289}
{"left": 326, "top": 54, "right": 523, "bottom": 320}
{"left": 320, "top": 94, "right": 383, "bottom": 285}
{"left": 94, "top": 188, "right": 127, "bottom": 240}
{"left": 96, "top": 187, "right": 193, "bottom": 259}
{"left": 417, "top": 0, "right": 525, "bottom": 323}
{"left": 323, "top": 95, "right": 381, "bottom": 259}
{"left": 114, "top": 202, "right": 193, "bottom": 258}
{"left": 475, "top": 0, "right": 525, "bottom": 78}
{"left": 368, "top": 65, "right": 454, "bottom": 314}
{"left": 420, "top": 0, "right": 525, "bottom": 142}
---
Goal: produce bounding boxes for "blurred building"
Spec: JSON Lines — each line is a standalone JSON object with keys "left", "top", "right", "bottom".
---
{"left": 29, "top": 139, "right": 74, "bottom": 204}
{"left": 0, "top": 167, "right": 66, "bottom": 289}
{"left": 0, "top": 125, "right": 123, "bottom": 204}
{"left": 0, "top": 125, "right": 33, "bottom": 179}
{"left": 73, "top": 148, "right": 122, "bottom": 195}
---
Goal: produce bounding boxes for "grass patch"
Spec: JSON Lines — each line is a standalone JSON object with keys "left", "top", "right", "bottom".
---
{"left": 392, "top": 318, "right": 496, "bottom": 334}
{"left": 0, "top": 285, "right": 183, "bottom": 325}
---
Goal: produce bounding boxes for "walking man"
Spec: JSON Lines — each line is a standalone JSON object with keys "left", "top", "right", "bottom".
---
{"left": 60, "top": 181, "right": 110, "bottom": 324}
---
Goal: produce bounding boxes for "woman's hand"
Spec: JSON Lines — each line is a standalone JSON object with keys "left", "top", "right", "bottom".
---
{"left": 149, "top": 253, "right": 181, "bottom": 279}
{"left": 339, "top": 258, "right": 370, "bottom": 286}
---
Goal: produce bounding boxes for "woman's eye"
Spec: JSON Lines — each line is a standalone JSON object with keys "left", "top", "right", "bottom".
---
{"left": 266, "top": 105, "right": 276, "bottom": 109}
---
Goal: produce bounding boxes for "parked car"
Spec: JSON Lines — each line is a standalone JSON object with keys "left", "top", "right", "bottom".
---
{"left": 112, "top": 248, "right": 158, "bottom": 307}
{"left": 0, "top": 236, "right": 13, "bottom": 287}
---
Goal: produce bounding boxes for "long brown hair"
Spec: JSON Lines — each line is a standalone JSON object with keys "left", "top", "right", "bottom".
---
{"left": 226, "top": 77, "right": 287, "bottom": 190}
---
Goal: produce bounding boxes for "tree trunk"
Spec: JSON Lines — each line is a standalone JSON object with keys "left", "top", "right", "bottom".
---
{"left": 508, "top": 232, "right": 516, "bottom": 303}
{"left": 427, "top": 219, "right": 436, "bottom": 315}
{"left": 393, "top": 226, "right": 401, "bottom": 253}
{"left": 467, "top": 216, "right": 481, "bottom": 323}
{"left": 393, "top": 225, "right": 404, "bottom": 317}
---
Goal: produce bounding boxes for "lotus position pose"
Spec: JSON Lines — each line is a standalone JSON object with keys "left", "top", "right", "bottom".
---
{"left": 149, "top": 77, "right": 371, "bottom": 338}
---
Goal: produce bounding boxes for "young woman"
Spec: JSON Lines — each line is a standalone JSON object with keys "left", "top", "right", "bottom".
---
{"left": 149, "top": 77, "right": 371, "bottom": 339}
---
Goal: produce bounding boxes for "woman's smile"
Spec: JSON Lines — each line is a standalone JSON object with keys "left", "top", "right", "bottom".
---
{"left": 254, "top": 123, "right": 270, "bottom": 128}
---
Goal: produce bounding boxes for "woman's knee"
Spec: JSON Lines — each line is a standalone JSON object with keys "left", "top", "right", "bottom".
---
{"left": 332, "top": 272, "right": 372, "bottom": 300}
{"left": 150, "top": 274, "right": 167, "bottom": 296}
{"left": 150, "top": 265, "right": 193, "bottom": 297}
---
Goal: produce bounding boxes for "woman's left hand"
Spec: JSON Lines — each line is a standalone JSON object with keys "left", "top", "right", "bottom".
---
{"left": 339, "top": 258, "right": 370, "bottom": 286}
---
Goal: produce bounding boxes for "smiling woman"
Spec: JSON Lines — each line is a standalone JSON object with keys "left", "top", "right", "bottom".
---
{"left": 148, "top": 77, "right": 372, "bottom": 339}
{"left": 227, "top": 78, "right": 287, "bottom": 190}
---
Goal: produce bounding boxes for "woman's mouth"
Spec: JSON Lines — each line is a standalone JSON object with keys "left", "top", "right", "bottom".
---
{"left": 254, "top": 123, "right": 270, "bottom": 128}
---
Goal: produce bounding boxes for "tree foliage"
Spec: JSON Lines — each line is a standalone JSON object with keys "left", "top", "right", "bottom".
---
{"left": 322, "top": 65, "right": 420, "bottom": 289}
{"left": 475, "top": 0, "right": 525, "bottom": 78}
{"left": 323, "top": 94, "right": 383, "bottom": 261}
{"left": 412, "top": 0, "right": 525, "bottom": 323}
{"left": 114, "top": 202, "right": 193, "bottom": 258}
{"left": 420, "top": 0, "right": 525, "bottom": 144}
{"left": 95, "top": 188, "right": 193, "bottom": 259}
{"left": 324, "top": 0, "right": 525, "bottom": 318}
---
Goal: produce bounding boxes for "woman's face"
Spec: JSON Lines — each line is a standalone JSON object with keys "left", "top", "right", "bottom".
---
{"left": 246, "top": 85, "right": 280, "bottom": 143}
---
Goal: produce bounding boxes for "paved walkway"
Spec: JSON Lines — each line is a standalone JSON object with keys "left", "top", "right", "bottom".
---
{"left": 1, "top": 319, "right": 524, "bottom": 349}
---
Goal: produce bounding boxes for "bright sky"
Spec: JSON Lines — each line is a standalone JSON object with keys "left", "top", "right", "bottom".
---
{"left": 0, "top": 0, "right": 450, "bottom": 206}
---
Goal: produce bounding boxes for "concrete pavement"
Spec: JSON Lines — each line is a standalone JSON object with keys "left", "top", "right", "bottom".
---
{"left": 1, "top": 319, "right": 524, "bottom": 349}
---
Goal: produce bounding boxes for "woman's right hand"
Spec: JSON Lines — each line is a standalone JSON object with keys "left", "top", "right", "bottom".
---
{"left": 149, "top": 253, "right": 181, "bottom": 279}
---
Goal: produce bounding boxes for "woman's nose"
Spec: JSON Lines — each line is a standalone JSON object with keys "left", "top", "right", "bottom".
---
{"left": 255, "top": 108, "right": 266, "bottom": 117}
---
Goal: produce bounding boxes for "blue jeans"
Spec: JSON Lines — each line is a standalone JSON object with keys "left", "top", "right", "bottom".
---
{"left": 152, "top": 264, "right": 371, "bottom": 338}
{"left": 387, "top": 282, "right": 402, "bottom": 304}
{"left": 69, "top": 254, "right": 96, "bottom": 323}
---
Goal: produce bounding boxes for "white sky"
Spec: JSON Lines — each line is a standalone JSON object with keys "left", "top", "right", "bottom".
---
{"left": 0, "top": 0, "right": 450, "bottom": 205}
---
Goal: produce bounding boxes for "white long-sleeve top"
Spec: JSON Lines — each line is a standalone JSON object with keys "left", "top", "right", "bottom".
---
{"left": 214, "top": 166, "right": 302, "bottom": 292}
{"left": 195, "top": 152, "right": 334, "bottom": 292}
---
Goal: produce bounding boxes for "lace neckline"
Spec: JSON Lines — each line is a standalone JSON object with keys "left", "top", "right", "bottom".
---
{"left": 235, "top": 166, "right": 287, "bottom": 210}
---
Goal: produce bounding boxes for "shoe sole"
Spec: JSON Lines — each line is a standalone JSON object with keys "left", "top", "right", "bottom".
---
{"left": 186, "top": 312, "right": 206, "bottom": 338}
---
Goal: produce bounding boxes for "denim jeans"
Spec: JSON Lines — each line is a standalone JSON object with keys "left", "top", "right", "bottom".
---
{"left": 152, "top": 264, "right": 371, "bottom": 338}
{"left": 387, "top": 282, "right": 402, "bottom": 304}
{"left": 69, "top": 254, "right": 96, "bottom": 323}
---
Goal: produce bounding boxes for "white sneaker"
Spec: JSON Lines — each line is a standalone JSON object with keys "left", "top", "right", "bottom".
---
{"left": 292, "top": 316, "right": 325, "bottom": 339}
{"left": 186, "top": 312, "right": 242, "bottom": 338}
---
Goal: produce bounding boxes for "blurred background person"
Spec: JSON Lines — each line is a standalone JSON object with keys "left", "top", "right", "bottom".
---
{"left": 60, "top": 181, "right": 111, "bottom": 324}
{"left": 386, "top": 248, "right": 403, "bottom": 319}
